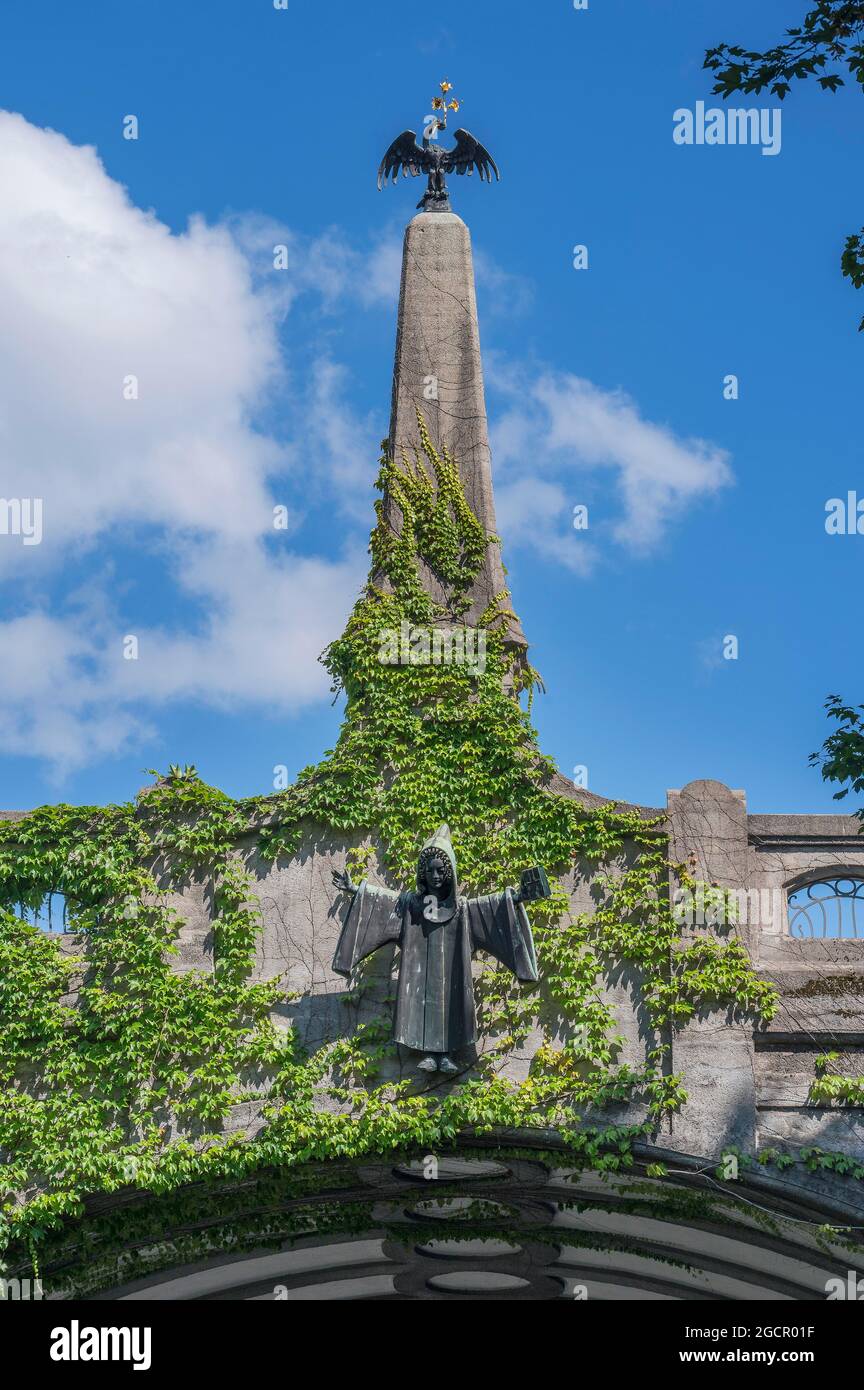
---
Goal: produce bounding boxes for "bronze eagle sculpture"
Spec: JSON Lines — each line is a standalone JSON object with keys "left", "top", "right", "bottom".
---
{"left": 377, "top": 128, "right": 500, "bottom": 212}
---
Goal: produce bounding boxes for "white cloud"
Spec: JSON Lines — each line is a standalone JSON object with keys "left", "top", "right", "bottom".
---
{"left": 118, "top": 542, "right": 368, "bottom": 708}
{"left": 0, "top": 541, "right": 368, "bottom": 778}
{"left": 361, "top": 234, "right": 403, "bottom": 308}
{"left": 226, "top": 213, "right": 401, "bottom": 314}
{"left": 494, "top": 477, "right": 593, "bottom": 575}
{"left": 489, "top": 367, "right": 732, "bottom": 560}
{"left": 0, "top": 111, "right": 375, "bottom": 772}
{"left": 0, "top": 612, "right": 152, "bottom": 769}
{"left": 0, "top": 112, "right": 282, "bottom": 566}
{"left": 473, "top": 248, "right": 534, "bottom": 317}
{"left": 304, "top": 358, "right": 382, "bottom": 518}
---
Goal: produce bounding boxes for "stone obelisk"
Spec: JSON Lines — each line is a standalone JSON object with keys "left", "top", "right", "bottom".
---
{"left": 386, "top": 209, "right": 527, "bottom": 651}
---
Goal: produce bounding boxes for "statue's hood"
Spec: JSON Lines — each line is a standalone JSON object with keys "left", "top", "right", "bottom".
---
{"left": 417, "top": 822, "right": 459, "bottom": 913}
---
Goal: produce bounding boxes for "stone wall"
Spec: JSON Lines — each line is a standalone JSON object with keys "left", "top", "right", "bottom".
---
{"left": 666, "top": 780, "right": 864, "bottom": 1160}
{"left": 15, "top": 774, "right": 864, "bottom": 1170}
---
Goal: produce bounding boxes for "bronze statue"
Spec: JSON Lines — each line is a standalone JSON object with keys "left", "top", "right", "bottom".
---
{"left": 331, "top": 825, "right": 549, "bottom": 1074}
{"left": 377, "top": 81, "right": 499, "bottom": 212}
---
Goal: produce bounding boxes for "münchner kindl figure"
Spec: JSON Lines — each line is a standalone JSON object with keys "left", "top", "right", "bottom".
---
{"left": 331, "top": 825, "right": 549, "bottom": 1074}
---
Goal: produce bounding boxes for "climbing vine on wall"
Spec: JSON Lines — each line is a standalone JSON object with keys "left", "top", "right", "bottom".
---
{"left": 808, "top": 1052, "right": 864, "bottom": 1106}
{"left": 0, "top": 414, "right": 777, "bottom": 1272}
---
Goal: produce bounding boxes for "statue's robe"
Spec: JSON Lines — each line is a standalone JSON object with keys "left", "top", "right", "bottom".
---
{"left": 332, "top": 884, "right": 538, "bottom": 1054}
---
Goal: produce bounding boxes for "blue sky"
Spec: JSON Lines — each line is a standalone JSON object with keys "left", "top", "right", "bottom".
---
{"left": 0, "top": 0, "right": 861, "bottom": 815}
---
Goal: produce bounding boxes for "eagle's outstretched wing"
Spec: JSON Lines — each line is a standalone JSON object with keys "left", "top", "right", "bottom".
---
{"left": 443, "top": 128, "right": 500, "bottom": 182}
{"left": 377, "top": 130, "right": 431, "bottom": 189}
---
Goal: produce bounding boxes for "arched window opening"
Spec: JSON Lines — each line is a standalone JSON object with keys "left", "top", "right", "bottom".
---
{"left": 16, "top": 892, "right": 71, "bottom": 934}
{"left": 787, "top": 877, "right": 864, "bottom": 939}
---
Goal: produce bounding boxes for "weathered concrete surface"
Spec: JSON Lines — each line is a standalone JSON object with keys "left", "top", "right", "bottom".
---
{"left": 662, "top": 779, "right": 864, "bottom": 1161}
{"left": 22, "top": 772, "right": 864, "bottom": 1170}
{"left": 667, "top": 781, "right": 757, "bottom": 1156}
{"left": 384, "top": 210, "right": 525, "bottom": 646}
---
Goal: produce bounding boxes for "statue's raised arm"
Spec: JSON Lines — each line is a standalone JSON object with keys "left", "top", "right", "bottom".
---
{"left": 331, "top": 869, "right": 402, "bottom": 979}
{"left": 467, "top": 867, "right": 550, "bottom": 983}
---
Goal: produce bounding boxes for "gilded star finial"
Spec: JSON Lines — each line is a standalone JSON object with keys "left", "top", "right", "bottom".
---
{"left": 428, "top": 80, "right": 461, "bottom": 136}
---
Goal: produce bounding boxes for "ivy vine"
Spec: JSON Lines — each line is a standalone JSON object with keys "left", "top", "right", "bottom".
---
{"left": 0, "top": 414, "right": 778, "bottom": 1275}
